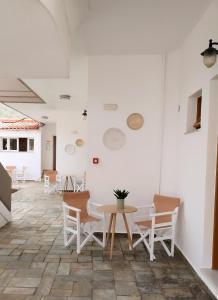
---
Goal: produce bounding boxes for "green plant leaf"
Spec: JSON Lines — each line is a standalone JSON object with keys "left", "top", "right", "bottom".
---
{"left": 113, "top": 189, "right": 130, "bottom": 199}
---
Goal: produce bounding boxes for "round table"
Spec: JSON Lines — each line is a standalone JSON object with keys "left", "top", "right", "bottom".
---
{"left": 97, "top": 205, "right": 137, "bottom": 260}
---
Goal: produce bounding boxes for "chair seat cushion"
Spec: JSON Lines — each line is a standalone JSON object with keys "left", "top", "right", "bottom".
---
{"left": 135, "top": 219, "right": 152, "bottom": 228}
{"left": 81, "top": 215, "right": 100, "bottom": 224}
{"left": 135, "top": 215, "right": 171, "bottom": 228}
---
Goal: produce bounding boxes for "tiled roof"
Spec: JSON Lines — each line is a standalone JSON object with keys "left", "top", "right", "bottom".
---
{"left": 0, "top": 118, "right": 42, "bottom": 130}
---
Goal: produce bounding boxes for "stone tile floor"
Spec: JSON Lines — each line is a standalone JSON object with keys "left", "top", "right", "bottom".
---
{"left": 0, "top": 182, "right": 215, "bottom": 300}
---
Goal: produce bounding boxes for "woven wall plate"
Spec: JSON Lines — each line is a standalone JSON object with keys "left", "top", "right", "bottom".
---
{"left": 75, "top": 138, "right": 84, "bottom": 147}
{"left": 103, "top": 128, "right": 126, "bottom": 150}
{"left": 64, "top": 144, "right": 75, "bottom": 155}
{"left": 127, "top": 113, "right": 144, "bottom": 130}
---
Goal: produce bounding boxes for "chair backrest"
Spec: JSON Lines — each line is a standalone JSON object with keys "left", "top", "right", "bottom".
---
{"left": 154, "top": 194, "right": 180, "bottom": 213}
{"left": 44, "top": 170, "right": 57, "bottom": 183}
{"left": 5, "top": 166, "right": 16, "bottom": 178}
{"left": 153, "top": 194, "right": 180, "bottom": 225}
{"left": 6, "top": 165, "right": 16, "bottom": 169}
{"left": 63, "top": 191, "right": 90, "bottom": 219}
{"left": 6, "top": 165, "right": 16, "bottom": 172}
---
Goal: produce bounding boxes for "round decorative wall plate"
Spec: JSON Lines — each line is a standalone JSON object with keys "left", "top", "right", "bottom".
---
{"left": 64, "top": 144, "right": 75, "bottom": 155}
{"left": 103, "top": 128, "right": 126, "bottom": 150}
{"left": 75, "top": 138, "right": 84, "bottom": 147}
{"left": 127, "top": 113, "right": 144, "bottom": 130}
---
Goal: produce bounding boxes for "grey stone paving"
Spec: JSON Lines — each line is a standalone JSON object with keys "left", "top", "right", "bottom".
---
{"left": 0, "top": 182, "right": 214, "bottom": 300}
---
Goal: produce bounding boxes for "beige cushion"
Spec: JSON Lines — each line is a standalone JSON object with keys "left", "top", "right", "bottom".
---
{"left": 63, "top": 191, "right": 99, "bottom": 224}
{"left": 44, "top": 170, "right": 57, "bottom": 183}
{"left": 154, "top": 194, "right": 180, "bottom": 213}
{"left": 135, "top": 215, "right": 172, "bottom": 228}
{"left": 135, "top": 194, "right": 180, "bottom": 227}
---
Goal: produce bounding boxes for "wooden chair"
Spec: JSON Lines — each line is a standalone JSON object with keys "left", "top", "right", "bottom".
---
{"left": 43, "top": 170, "right": 57, "bottom": 183}
{"left": 5, "top": 166, "right": 16, "bottom": 184}
{"left": 44, "top": 175, "right": 50, "bottom": 193}
{"left": 73, "top": 173, "right": 86, "bottom": 192}
{"left": 56, "top": 175, "right": 62, "bottom": 192}
{"left": 44, "top": 171, "right": 61, "bottom": 194}
{"left": 133, "top": 194, "right": 180, "bottom": 261}
{"left": 63, "top": 191, "right": 106, "bottom": 254}
{"left": 16, "top": 166, "right": 26, "bottom": 183}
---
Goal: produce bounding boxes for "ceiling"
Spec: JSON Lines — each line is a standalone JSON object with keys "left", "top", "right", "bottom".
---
{"left": 0, "top": 0, "right": 214, "bottom": 123}
{"left": 0, "top": 79, "right": 44, "bottom": 104}
{"left": 75, "top": 0, "right": 213, "bottom": 54}
{"left": 6, "top": 55, "right": 88, "bottom": 124}
{"left": 0, "top": 0, "right": 70, "bottom": 78}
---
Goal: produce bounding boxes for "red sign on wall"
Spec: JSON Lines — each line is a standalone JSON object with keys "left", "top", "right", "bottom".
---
{"left": 92, "top": 157, "right": 99, "bottom": 164}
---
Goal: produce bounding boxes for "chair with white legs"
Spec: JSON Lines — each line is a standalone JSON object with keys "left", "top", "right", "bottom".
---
{"left": 55, "top": 175, "right": 62, "bottom": 192}
{"left": 133, "top": 194, "right": 180, "bottom": 261}
{"left": 44, "top": 171, "right": 59, "bottom": 194}
{"left": 6, "top": 166, "right": 17, "bottom": 184}
{"left": 16, "top": 166, "right": 26, "bottom": 183}
{"left": 44, "top": 175, "right": 51, "bottom": 193}
{"left": 73, "top": 174, "right": 85, "bottom": 192}
{"left": 63, "top": 191, "right": 106, "bottom": 254}
{"left": 44, "top": 175, "right": 56, "bottom": 194}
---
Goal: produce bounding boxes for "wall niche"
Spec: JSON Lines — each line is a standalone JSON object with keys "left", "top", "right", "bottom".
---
{"left": 186, "top": 89, "right": 202, "bottom": 134}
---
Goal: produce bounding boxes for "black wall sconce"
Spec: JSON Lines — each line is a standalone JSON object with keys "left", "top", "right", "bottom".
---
{"left": 82, "top": 109, "right": 87, "bottom": 120}
{"left": 201, "top": 39, "right": 218, "bottom": 68}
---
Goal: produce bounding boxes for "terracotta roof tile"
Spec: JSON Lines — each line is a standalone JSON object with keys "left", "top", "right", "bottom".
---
{"left": 0, "top": 118, "right": 42, "bottom": 130}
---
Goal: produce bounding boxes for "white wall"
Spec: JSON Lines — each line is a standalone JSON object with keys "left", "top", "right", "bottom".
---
{"left": 161, "top": 0, "right": 218, "bottom": 273}
{"left": 0, "top": 130, "right": 41, "bottom": 180}
{"left": 203, "top": 78, "right": 218, "bottom": 268}
{"left": 87, "top": 55, "right": 164, "bottom": 209}
{"left": 56, "top": 110, "right": 87, "bottom": 176}
{"left": 160, "top": 50, "right": 181, "bottom": 196}
{"left": 41, "top": 123, "right": 56, "bottom": 171}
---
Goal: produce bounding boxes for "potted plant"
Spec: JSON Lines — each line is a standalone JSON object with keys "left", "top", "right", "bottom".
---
{"left": 113, "top": 189, "right": 129, "bottom": 209}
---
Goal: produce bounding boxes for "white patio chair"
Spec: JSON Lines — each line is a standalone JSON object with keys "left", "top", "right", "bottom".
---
{"left": 63, "top": 191, "right": 106, "bottom": 254}
{"left": 16, "top": 166, "right": 26, "bottom": 183}
{"left": 44, "top": 175, "right": 52, "bottom": 193}
{"left": 44, "top": 173, "right": 62, "bottom": 194}
{"left": 5, "top": 166, "right": 17, "bottom": 184}
{"left": 133, "top": 194, "right": 180, "bottom": 261}
{"left": 73, "top": 174, "right": 85, "bottom": 192}
{"left": 55, "top": 175, "right": 63, "bottom": 192}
